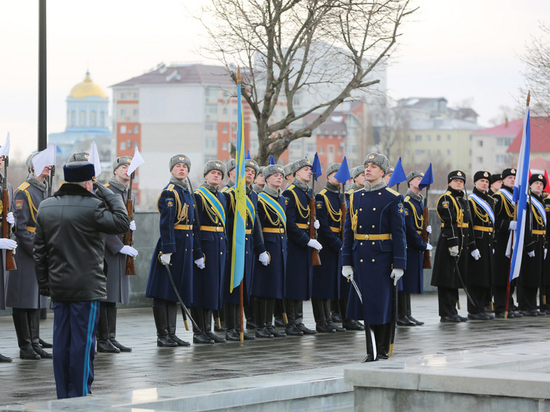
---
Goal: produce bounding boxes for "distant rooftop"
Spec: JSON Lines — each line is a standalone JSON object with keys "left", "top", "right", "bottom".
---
{"left": 409, "top": 118, "right": 484, "bottom": 131}
{"left": 472, "top": 118, "right": 523, "bottom": 136}
{"left": 507, "top": 117, "right": 550, "bottom": 153}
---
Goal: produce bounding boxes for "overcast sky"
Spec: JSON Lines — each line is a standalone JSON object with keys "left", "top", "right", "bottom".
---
{"left": 0, "top": 0, "right": 548, "bottom": 160}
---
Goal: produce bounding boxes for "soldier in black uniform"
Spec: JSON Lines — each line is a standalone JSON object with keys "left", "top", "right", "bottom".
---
{"left": 518, "top": 174, "right": 547, "bottom": 316}
{"left": 488, "top": 174, "right": 503, "bottom": 196}
{"left": 431, "top": 170, "right": 476, "bottom": 322}
{"left": 467, "top": 171, "right": 495, "bottom": 320}
{"left": 542, "top": 192, "right": 550, "bottom": 314}
{"left": 492, "top": 168, "right": 521, "bottom": 318}
{"left": 96, "top": 156, "right": 138, "bottom": 353}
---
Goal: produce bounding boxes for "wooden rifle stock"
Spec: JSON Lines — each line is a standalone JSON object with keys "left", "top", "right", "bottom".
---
{"left": 2, "top": 187, "right": 16, "bottom": 271}
{"left": 309, "top": 196, "right": 321, "bottom": 266}
{"left": 422, "top": 205, "right": 431, "bottom": 269}
{"left": 124, "top": 174, "right": 136, "bottom": 275}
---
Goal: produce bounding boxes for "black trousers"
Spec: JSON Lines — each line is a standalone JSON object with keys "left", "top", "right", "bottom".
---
{"left": 437, "top": 287, "right": 459, "bottom": 317}
{"left": 493, "top": 284, "right": 516, "bottom": 314}
{"left": 467, "top": 285, "right": 490, "bottom": 314}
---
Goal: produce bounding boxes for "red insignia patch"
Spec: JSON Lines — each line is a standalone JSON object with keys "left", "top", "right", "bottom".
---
{"left": 15, "top": 200, "right": 23, "bottom": 210}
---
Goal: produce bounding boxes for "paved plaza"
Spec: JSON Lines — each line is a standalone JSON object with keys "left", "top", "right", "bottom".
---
{"left": 1, "top": 292, "right": 549, "bottom": 409}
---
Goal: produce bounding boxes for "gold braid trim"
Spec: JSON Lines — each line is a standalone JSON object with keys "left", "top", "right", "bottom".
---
{"left": 496, "top": 192, "right": 514, "bottom": 218}
{"left": 197, "top": 191, "right": 220, "bottom": 225}
{"left": 321, "top": 192, "right": 341, "bottom": 223}
{"left": 404, "top": 196, "right": 423, "bottom": 229}
{"left": 350, "top": 192, "right": 358, "bottom": 233}
{"left": 531, "top": 202, "right": 545, "bottom": 227}
{"left": 259, "top": 198, "right": 282, "bottom": 227}
{"left": 436, "top": 191, "right": 464, "bottom": 225}
{"left": 469, "top": 199, "right": 489, "bottom": 224}
{"left": 288, "top": 187, "right": 310, "bottom": 219}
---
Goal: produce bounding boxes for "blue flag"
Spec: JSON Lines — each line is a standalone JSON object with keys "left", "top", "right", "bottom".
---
{"left": 269, "top": 155, "right": 275, "bottom": 165}
{"left": 418, "top": 163, "right": 434, "bottom": 190}
{"left": 334, "top": 156, "right": 351, "bottom": 184}
{"left": 312, "top": 152, "right": 322, "bottom": 180}
{"left": 246, "top": 151, "right": 251, "bottom": 159}
{"left": 387, "top": 157, "right": 407, "bottom": 187}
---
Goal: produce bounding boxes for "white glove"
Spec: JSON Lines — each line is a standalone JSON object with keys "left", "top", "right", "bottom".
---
{"left": 426, "top": 225, "right": 432, "bottom": 234}
{"left": 509, "top": 221, "right": 517, "bottom": 231}
{"left": 129, "top": 220, "right": 136, "bottom": 231}
{"left": 528, "top": 250, "right": 535, "bottom": 258}
{"left": 471, "top": 249, "right": 481, "bottom": 260}
{"left": 194, "top": 257, "right": 205, "bottom": 269}
{"left": 160, "top": 253, "right": 172, "bottom": 265}
{"left": 545, "top": 249, "right": 548, "bottom": 260}
{"left": 342, "top": 266, "right": 354, "bottom": 282}
{"left": 390, "top": 268, "right": 404, "bottom": 286}
{"left": 307, "top": 239, "right": 323, "bottom": 251}
{"left": 313, "top": 220, "right": 320, "bottom": 229}
{"left": 426, "top": 243, "right": 433, "bottom": 251}
{"left": 6, "top": 212, "right": 14, "bottom": 226}
{"left": 449, "top": 246, "right": 459, "bottom": 257}
{"left": 0, "top": 238, "right": 17, "bottom": 250}
{"left": 120, "top": 245, "right": 138, "bottom": 257}
{"left": 258, "top": 251, "right": 270, "bottom": 266}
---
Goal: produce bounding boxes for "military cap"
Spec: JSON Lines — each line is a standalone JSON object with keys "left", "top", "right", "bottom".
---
{"left": 351, "top": 166, "right": 364, "bottom": 180}
{"left": 25, "top": 153, "right": 38, "bottom": 172}
{"left": 245, "top": 158, "right": 259, "bottom": 175}
{"left": 385, "top": 166, "right": 395, "bottom": 177}
{"left": 292, "top": 158, "right": 312, "bottom": 174}
{"left": 64, "top": 162, "right": 95, "bottom": 183}
{"left": 258, "top": 166, "right": 265, "bottom": 175}
{"left": 501, "top": 168, "right": 516, "bottom": 180}
{"left": 473, "top": 170, "right": 491, "bottom": 183}
{"left": 447, "top": 170, "right": 466, "bottom": 183}
{"left": 67, "top": 151, "right": 90, "bottom": 164}
{"left": 226, "top": 159, "right": 236, "bottom": 173}
{"left": 326, "top": 163, "right": 340, "bottom": 177}
{"left": 263, "top": 164, "right": 285, "bottom": 180}
{"left": 203, "top": 160, "right": 226, "bottom": 179}
{"left": 112, "top": 156, "right": 132, "bottom": 174}
{"left": 490, "top": 173, "right": 503, "bottom": 184}
{"left": 169, "top": 154, "right": 191, "bottom": 172}
{"left": 406, "top": 170, "right": 424, "bottom": 184}
{"left": 284, "top": 162, "right": 294, "bottom": 177}
{"left": 363, "top": 152, "right": 391, "bottom": 174}
{"left": 529, "top": 173, "right": 547, "bottom": 188}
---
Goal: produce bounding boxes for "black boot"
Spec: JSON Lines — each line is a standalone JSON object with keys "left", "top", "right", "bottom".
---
{"left": 12, "top": 310, "right": 40, "bottom": 360}
{"left": 39, "top": 338, "right": 53, "bottom": 348}
{"left": 255, "top": 298, "right": 273, "bottom": 338}
{"left": 331, "top": 300, "right": 342, "bottom": 322}
{"left": 0, "top": 353, "right": 12, "bottom": 362}
{"left": 284, "top": 299, "right": 303, "bottom": 336}
{"left": 29, "top": 310, "right": 52, "bottom": 358}
{"left": 325, "top": 300, "right": 345, "bottom": 332}
{"left": 373, "top": 323, "right": 391, "bottom": 360}
{"left": 295, "top": 299, "right": 316, "bottom": 335}
{"left": 107, "top": 305, "right": 132, "bottom": 351}
{"left": 205, "top": 310, "right": 226, "bottom": 343}
{"left": 313, "top": 298, "right": 335, "bottom": 333}
{"left": 265, "top": 299, "right": 286, "bottom": 337}
{"left": 167, "top": 303, "right": 190, "bottom": 347}
{"left": 362, "top": 325, "right": 378, "bottom": 363}
{"left": 247, "top": 298, "right": 259, "bottom": 329}
{"left": 97, "top": 306, "right": 120, "bottom": 353}
{"left": 153, "top": 305, "right": 177, "bottom": 347}
{"left": 244, "top": 296, "right": 255, "bottom": 326}
{"left": 224, "top": 303, "right": 240, "bottom": 341}
{"left": 406, "top": 293, "right": 424, "bottom": 325}
{"left": 191, "top": 308, "right": 214, "bottom": 344}
{"left": 274, "top": 299, "right": 285, "bottom": 327}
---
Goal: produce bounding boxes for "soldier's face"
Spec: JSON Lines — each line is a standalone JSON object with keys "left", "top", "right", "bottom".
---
{"left": 115, "top": 164, "right": 130, "bottom": 182}
{"left": 503, "top": 175, "right": 515, "bottom": 187}
{"left": 449, "top": 178, "right": 464, "bottom": 191}
{"left": 0, "top": 157, "right": 4, "bottom": 170}
{"left": 490, "top": 180, "right": 503, "bottom": 192}
{"left": 475, "top": 178, "right": 490, "bottom": 192}
{"left": 171, "top": 163, "right": 188, "bottom": 180}
{"left": 364, "top": 163, "right": 384, "bottom": 183}
{"left": 295, "top": 166, "right": 312, "bottom": 183}
{"left": 354, "top": 172, "right": 366, "bottom": 187}
{"left": 266, "top": 173, "right": 284, "bottom": 189}
{"left": 327, "top": 172, "right": 341, "bottom": 187}
{"left": 531, "top": 181, "right": 544, "bottom": 195}
{"left": 40, "top": 166, "right": 51, "bottom": 178}
{"left": 205, "top": 170, "right": 223, "bottom": 186}
{"left": 228, "top": 168, "right": 236, "bottom": 182}
{"left": 409, "top": 176, "right": 422, "bottom": 190}
{"left": 384, "top": 173, "right": 392, "bottom": 184}
{"left": 255, "top": 173, "right": 265, "bottom": 186}
{"left": 245, "top": 167, "right": 255, "bottom": 185}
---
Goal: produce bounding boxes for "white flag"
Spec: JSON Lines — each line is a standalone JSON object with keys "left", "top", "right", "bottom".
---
{"left": 32, "top": 145, "right": 57, "bottom": 177}
{"left": 0, "top": 133, "right": 11, "bottom": 158}
{"left": 89, "top": 142, "right": 102, "bottom": 177}
{"left": 127, "top": 146, "right": 145, "bottom": 176}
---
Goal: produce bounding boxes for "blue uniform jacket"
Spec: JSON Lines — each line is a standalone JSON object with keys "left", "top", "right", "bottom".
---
{"left": 342, "top": 186, "right": 406, "bottom": 325}
{"left": 402, "top": 194, "right": 428, "bottom": 294}
{"left": 145, "top": 183, "right": 201, "bottom": 305}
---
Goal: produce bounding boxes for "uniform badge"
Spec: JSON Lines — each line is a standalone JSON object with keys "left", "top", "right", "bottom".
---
{"left": 457, "top": 171, "right": 462, "bottom": 176}
{"left": 546, "top": 206, "right": 550, "bottom": 212}
{"left": 511, "top": 169, "right": 516, "bottom": 174}
{"left": 404, "top": 208, "right": 409, "bottom": 216}
{"left": 398, "top": 203, "right": 404, "bottom": 214}
{"left": 15, "top": 200, "right": 23, "bottom": 210}
{"left": 284, "top": 197, "right": 289, "bottom": 205}
{"left": 84, "top": 154, "right": 89, "bottom": 159}
{"left": 539, "top": 174, "right": 543, "bottom": 179}
{"left": 368, "top": 154, "right": 375, "bottom": 159}
{"left": 179, "top": 156, "right": 184, "bottom": 160}
{"left": 316, "top": 201, "right": 323, "bottom": 209}
{"left": 166, "top": 198, "right": 174, "bottom": 207}
{"left": 442, "top": 201, "right": 449, "bottom": 209}
{"left": 484, "top": 172, "right": 489, "bottom": 177}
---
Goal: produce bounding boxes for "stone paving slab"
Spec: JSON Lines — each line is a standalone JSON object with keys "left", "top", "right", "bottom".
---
{"left": 1, "top": 292, "right": 550, "bottom": 408}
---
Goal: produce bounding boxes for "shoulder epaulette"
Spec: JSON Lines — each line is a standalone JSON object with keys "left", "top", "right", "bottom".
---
{"left": 287, "top": 184, "right": 296, "bottom": 192}
{"left": 319, "top": 188, "right": 327, "bottom": 195}
{"left": 385, "top": 187, "right": 400, "bottom": 196}
{"left": 16, "top": 182, "right": 30, "bottom": 192}
{"left": 166, "top": 184, "right": 175, "bottom": 191}
{"left": 404, "top": 195, "right": 411, "bottom": 203}
{"left": 104, "top": 183, "right": 111, "bottom": 187}
{"left": 346, "top": 188, "right": 354, "bottom": 195}
{"left": 444, "top": 190, "right": 452, "bottom": 197}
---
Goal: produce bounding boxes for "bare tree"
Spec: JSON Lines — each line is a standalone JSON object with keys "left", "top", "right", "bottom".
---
{"left": 520, "top": 23, "right": 550, "bottom": 117}
{"left": 371, "top": 101, "right": 410, "bottom": 162}
{"left": 198, "top": 0, "right": 416, "bottom": 165}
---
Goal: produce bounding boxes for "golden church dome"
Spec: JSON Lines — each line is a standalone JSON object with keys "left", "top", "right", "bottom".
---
{"left": 69, "top": 72, "right": 107, "bottom": 99}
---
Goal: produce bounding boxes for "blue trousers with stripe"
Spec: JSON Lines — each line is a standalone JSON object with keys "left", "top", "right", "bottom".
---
{"left": 52, "top": 301, "right": 100, "bottom": 399}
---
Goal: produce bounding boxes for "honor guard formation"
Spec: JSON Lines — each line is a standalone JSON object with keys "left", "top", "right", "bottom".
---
{"left": 0, "top": 146, "right": 547, "bottom": 399}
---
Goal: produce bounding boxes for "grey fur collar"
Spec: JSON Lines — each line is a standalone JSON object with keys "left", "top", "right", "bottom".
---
{"left": 363, "top": 180, "right": 386, "bottom": 192}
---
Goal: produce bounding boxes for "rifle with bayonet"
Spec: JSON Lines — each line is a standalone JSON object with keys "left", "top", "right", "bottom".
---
{"left": 3, "top": 156, "right": 16, "bottom": 271}
{"left": 124, "top": 172, "right": 136, "bottom": 275}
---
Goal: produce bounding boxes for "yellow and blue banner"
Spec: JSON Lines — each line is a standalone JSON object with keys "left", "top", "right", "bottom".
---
{"left": 230, "top": 72, "right": 247, "bottom": 292}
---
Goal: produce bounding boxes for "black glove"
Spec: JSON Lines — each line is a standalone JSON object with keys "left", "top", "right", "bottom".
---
{"left": 93, "top": 183, "right": 111, "bottom": 199}
{"left": 39, "top": 287, "right": 50, "bottom": 297}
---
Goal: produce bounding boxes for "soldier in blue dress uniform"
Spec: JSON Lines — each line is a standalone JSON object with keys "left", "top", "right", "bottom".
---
{"left": 145, "top": 154, "right": 205, "bottom": 346}
{"left": 398, "top": 171, "right": 432, "bottom": 326}
{"left": 223, "top": 158, "right": 268, "bottom": 340}
{"left": 342, "top": 153, "right": 406, "bottom": 362}
{"left": 312, "top": 163, "right": 345, "bottom": 333}
{"left": 221, "top": 159, "right": 236, "bottom": 193}
{"left": 191, "top": 160, "right": 228, "bottom": 344}
{"left": 466, "top": 171, "right": 495, "bottom": 320}
{"left": 282, "top": 158, "right": 322, "bottom": 336}
{"left": 252, "top": 164, "right": 288, "bottom": 338}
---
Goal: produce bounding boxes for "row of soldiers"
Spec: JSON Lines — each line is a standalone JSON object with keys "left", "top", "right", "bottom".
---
{"left": 432, "top": 167, "right": 550, "bottom": 322}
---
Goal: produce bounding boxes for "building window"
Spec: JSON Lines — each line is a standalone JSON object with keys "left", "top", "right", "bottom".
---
{"left": 205, "top": 121, "right": 217, "bottom": 131}
{"left": 100, "top": 112, "right": 105, "bottom": 127}
{"left": 121, "top": 109, "right": 126, "bottom": 116}
{"left": 120, "top": 125, "right": 127, "bottom": 134}
{"left": 79, "top": 110, "right": 86, "bottom": 126}
{"left": 222, "top": 142, "right": 227, "bottom": 150}
{"left": 447, "top": 149, "right": 451, "bottom": 156}
{"left": 497, "top": 137, "right": 513, "bottom": 146}
{"left": 447, "top": 135, "right": 451, "bottom": 141}
{"left": 437, "top": 149, "right": 441, "bottom": 155}
{"left": 205, "top": 104, "right": 217, "bottom": 114}
{"left": 70, "top": 111, "right": 76, "bottom": 127}
{"left": 320, "top": 147, "right": 324, "bottom": 154}
{"left": 414, "top": 150, "right": 423, "bottom": 157}
{"left": 306, "top": 143, "right": 315, "bottom": 153}
{"left": 222, "top": 125, "right": 228, "bottom": 133}
{"left": 437, "top": 135, "right": 441, "bottom": 141}
{"left": 477, "top": 157, "right": 483, "bottom": 163}
{"left": 120, "top": 141, "right": 126, "bottom": 150}
{"left": 133, "top": 125, "right": 139, "bottom": 133}
{"left": 478, "top": 140, "right": 483, "bottom": 147}
{"left": 426, "top": 135, "right": 431, "bottom": 142}
{"left": 415, "top": 135, "right": 422, "bottom": 142}
{"left": 496, "top": 154, "right": 507, "bottom": 164}
{"left": 90, "top": 111, "right": 97, "bottom": 127}
{"left": 233, "top": 109, "right": 238, "bottom": 115}
{"left": 329, "top": 145, "right": 334, "bottom": 153}
{"left": 133, "top": 92, "right": 139, "bottom": 99}
{"left": 338, "top": 146, "right": 342, "bottom": 155}
{"left": 133, "top": 109, "right": 139, "bottom": 116}
{"left": 223, "top": 108, "right": 228, "bottom": 115}
{"left": 121, "top": 93, "right": 126, "bottom": 99}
